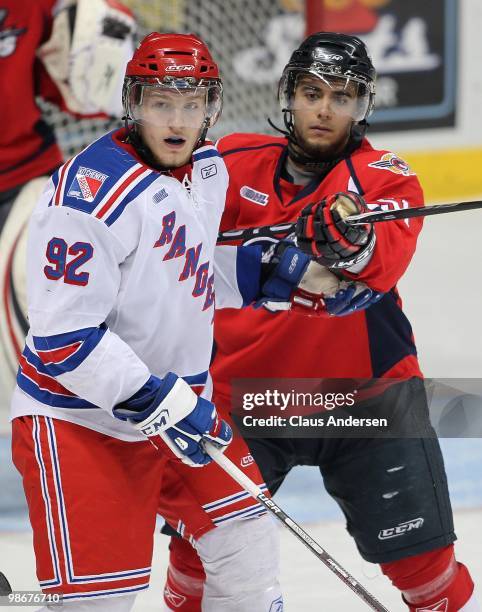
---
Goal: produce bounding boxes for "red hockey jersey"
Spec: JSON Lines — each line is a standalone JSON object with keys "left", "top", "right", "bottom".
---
{"left": 212, "top": 133, "right": 424, "bottom": 405}
{"left": 0, "top": 1, "right": 64, "bottom": 192}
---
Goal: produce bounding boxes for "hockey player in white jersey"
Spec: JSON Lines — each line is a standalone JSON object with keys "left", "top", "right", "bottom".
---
{"left": 10, "top": 32, "right": 379, "bottom": 611}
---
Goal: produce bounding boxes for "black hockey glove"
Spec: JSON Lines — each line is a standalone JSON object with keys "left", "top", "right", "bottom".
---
{"left": 296, "top": 192, "right": 376, "bottom": 269}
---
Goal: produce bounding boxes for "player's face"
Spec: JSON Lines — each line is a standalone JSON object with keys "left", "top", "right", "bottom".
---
{"left": 138, "top": 88, "right": 207, "bottom": 168}
{"left": 292, "top": 75, "right": 358, "bottom": 159}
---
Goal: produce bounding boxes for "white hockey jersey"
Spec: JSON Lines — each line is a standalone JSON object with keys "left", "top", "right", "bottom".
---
{"left": 10, "top": 129, "right": 261, "bottom": 441}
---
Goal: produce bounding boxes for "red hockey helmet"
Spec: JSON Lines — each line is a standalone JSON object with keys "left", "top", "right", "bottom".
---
{"left": 123, "top": 33, "right": 223, "bottom": 129}
{"left": 126, "top": 32, "right": 220, "bottom": 80}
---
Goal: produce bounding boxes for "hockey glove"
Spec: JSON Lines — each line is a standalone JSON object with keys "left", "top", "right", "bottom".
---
{"left": 256, "top": 241, "right": 383, "bottom": 317}
{"left": 113, "top": 373, "right": 232, "bottom": 467}
{"left": 324, "top": 283, "right": 384, "bottom": 316}
{"left": 296, "top": 192, "right": 376, "bottom": 269}
{"left": 37, "top": 0, "right": 136, "bottom": 116}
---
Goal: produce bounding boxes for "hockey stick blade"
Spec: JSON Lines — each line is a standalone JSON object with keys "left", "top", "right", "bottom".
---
{"left": 217, "top": 200, "right": 482, "bottom": 243}
{"left": 0, "top": 572, "right": 12, "bottom": 596}
{"left": 203, "top": 441, "right": 389, "bottom": 612}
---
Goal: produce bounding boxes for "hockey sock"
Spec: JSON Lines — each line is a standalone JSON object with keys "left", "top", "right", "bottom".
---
{"left": 381, "top": 545, "right": 476, "bottom": 611}
{"left": 163, "top": 536, "right": 204, "bottom": 612}
{"left": 195, "top": 514, "right": 282, "bottom": 612}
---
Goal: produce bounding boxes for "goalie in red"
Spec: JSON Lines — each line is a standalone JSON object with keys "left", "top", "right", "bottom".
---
{"left": 162, "top": 32, "right": 479, "bottom": 612}
{"left": 0, "top": 0, "right": 136, "bottom": 406}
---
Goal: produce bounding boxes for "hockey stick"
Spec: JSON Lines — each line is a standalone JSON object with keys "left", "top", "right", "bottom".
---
{"left": 0, "top": 572, "right": 12, "bottom": 596}
{"left": 203, "top": 442, "right": 389, "bottom": 612}
{"left": 217, "top": 200, "right": 482, "bottom": 244}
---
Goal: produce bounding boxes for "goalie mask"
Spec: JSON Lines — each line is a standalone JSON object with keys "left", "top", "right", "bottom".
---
{"left": 123, "top": 33, "right": 223, "bottom": 133}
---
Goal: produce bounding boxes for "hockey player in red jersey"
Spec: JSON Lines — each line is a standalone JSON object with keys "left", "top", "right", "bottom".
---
{"left": 0, "top": 0, "right": 136, "bottom": 402}
{"left": 163, "top": 33, "right": 479, "bottom": 612}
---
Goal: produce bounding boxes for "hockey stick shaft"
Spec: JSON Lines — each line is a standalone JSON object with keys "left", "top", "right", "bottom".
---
{"left": 217, "top": 200, "right": 482, "bottom": 244}
{"left": 203, "top": 442, "right": 389, "bottom": 612}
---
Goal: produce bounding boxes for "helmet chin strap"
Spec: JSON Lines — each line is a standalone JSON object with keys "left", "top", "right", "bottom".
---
{"left": 123, "top": 117, "right": 210, "bottom": 172}
{"left": 275, "top": 110, "right": 366, "bottom": 174}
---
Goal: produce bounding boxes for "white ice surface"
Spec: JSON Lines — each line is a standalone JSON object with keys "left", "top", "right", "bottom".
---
{"left": 0, "top": 508, "right": 481, "bottom": 611}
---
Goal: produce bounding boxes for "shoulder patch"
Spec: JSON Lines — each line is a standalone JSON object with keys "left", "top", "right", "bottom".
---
{"left": 368, "top": 153, "right": 415, "bottom": 177}
{"left": 240, "top": 185, "right": 269, "bottom": 206}
{"left": 67, "top": 167, "right": 109, "bottom": 203}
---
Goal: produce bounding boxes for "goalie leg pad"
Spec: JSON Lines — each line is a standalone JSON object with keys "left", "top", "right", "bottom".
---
{"left": 195, "top": 514, "right": 282, "bottom": 612}
{"left": 0, "top": 177, "right": 45, "bottom": 401}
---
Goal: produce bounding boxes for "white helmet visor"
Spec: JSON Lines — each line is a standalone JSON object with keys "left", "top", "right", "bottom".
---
{"left": 126, "top": 80, "right": 222, "bottom": 129}
{"left": 279, "top": 69, "right": 373, "bottom": 122}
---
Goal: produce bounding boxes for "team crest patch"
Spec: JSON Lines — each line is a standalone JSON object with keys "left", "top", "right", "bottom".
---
{"left": 368, "top": 153, "right": 415, "bottom": 177}
{"left": 240, "top": 185, "right": 269, "bottom": 206}
{"left": 67, "top": 167, "right": 108, "bottom": 202}
{"left": 0, "top": 9, "right": 26, "bottom": 58}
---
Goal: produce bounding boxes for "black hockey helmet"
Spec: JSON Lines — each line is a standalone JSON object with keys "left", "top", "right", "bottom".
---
{"left": 278, "top": 32, "right": 376, "bottom": 123}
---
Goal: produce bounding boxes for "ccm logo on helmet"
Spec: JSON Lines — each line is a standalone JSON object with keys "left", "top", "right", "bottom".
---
{"left": 313, "top": 51, "right": 344, "bottom": 61}
{"left": 166, "top": 64, "right": 195, "bottom": 72}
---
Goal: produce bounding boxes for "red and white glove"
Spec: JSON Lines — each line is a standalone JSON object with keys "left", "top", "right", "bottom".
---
{"left": 296, "top": 192, "right": 376, "bottom": 269}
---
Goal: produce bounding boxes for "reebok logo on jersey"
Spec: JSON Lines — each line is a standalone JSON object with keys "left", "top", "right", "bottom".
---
{"left": 416, "top": 598, "right": 448, "bottom": 612}
{"left": 368, "top": 153, "right": 415, "bottom": 177}
{"left": 67, "top": 167, "right": 108, "bottom": 203}
{"left": 240, "top": 185, "right": 269, "bottom": 206}
{"left": 201, "top": 163, "right": 217, "bottom": 179}
{"left": 378, "top": 517, "right": 424, "bottom": 540}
